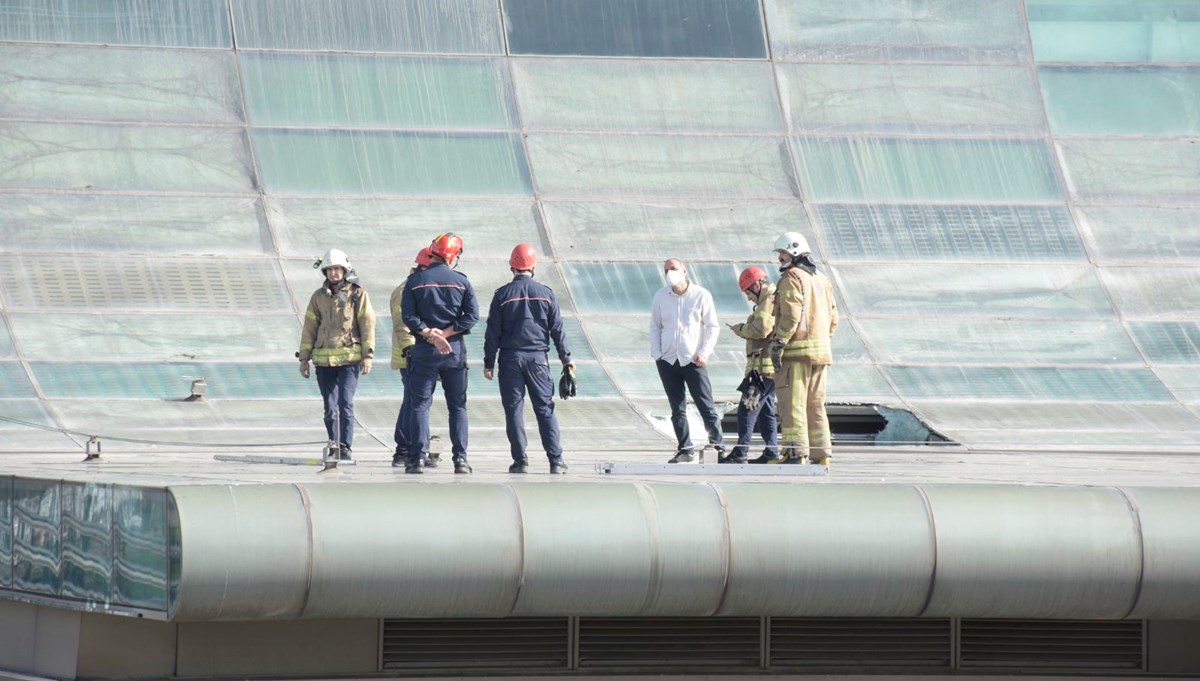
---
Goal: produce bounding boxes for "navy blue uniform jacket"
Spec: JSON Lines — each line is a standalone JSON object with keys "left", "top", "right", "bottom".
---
{"left": 483, "top": 274, "right": 571, "bottom": 369}
{"left": 401, "top": 263, "right": 479, "bottom": 344}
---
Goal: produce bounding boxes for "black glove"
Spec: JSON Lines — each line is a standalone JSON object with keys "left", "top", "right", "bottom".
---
{"left": 401, "top": 346, "right": 412, "bottom": 360}
{"left": 558, "top": 366, "right": 577, "bottom": 400}
{"left": 770, "top": 341, "right": 785, "bottom": 372}
{"left": 737, "top": 370, "right": 766, "bottom": 411}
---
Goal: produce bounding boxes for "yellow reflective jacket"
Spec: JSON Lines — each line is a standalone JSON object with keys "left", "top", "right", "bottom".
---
{"left": 729, "top": 283, "right": 776, "bottom": 376}
{"left": 298, "top": 282, "right": 375, "bottom": 367}
{"left": 389, "top": 274, "right": 416, "bottom": 370}
{"left": 773, "top": 266, "right": 838, "bottom": 365}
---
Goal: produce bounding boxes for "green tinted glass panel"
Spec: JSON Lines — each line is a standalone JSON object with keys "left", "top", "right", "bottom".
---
{"left": 30, "top": 362, "right": 333, "bottom": 399}
{"left": 838, "top": 264, "right": 1113, "bottom": 318}
{"left": 764, "top": 0, "right": 1028, "bottom": 63}
{"left": 0, "top": 45, "right": 241, "bottom": 124}
{"left": 1101, "top": 268, "right": 1200, "bottom": 319}
{"left": 581, "top": 314, "right": 749, "bottom": 364}
{"left": 269, "top": 198, "right": 538, "bottom": 259}
{"left": 0, "top": 399, "right": 55, "bottom": 431}
{"left": 1028, "top": 0, "right": 1200, "bottom": 62}
{"left": 563, "top": 263, "right": 664, "bottom": 313}
{"left": 688, "top": 263, "right": 757, "bottom": 315}
{"left": 0, "top": 322, "right": 13, "bottom": 358}
{"left": 529, "top": 134, "right": 796, "bottom": 199}
{"left": 254, "top": 129, "right": 529, "bottom": 196}
{"left": 512, "top": 59, "right": 780, "bottom": 132}
{"left": 240, "top": 54, "right": 513, "bottom": 129}
{"left": 0, "top": 0, "right": 230, "bottom": 47}
{"left": 818, "top": 204, "right": 1084, "bottom": 262}
{"left": 826, "top": 364, "right": 899, "bottom": 402}
{"left": 887, "top": 366, "right": 1173, "bottom": 402}
{"left": 0, "top": 195, "right": 270, "bottom": 255}
{"left": 231, "top": 0, "right": 502, "bottom": 54}
{"left": 0, "top": 362, "right": 36, "bottom": 397}
{"left": 544, "top": 201, "right": 811, "bottom": 262}
{"left": 112, "top": 487, "right": 167, "bottom": 609}
{"left": 0, "top": 123, "right": 253, "bottom": 192}
{"left": 859, "top": 319, "right": 1143, "bottom": 365}
{"left": 1080, "top": 206, "right": 1200, "bottom": 262}
{"left": 1060, "top": 139, "right": 1200, "bottom": 203}
{"left": 1131, "top": 322, "right": 1200, "bottom": 364}
{"left": 11, "top": 314, "right": 299, "bottom": 361}
{"left": 1157, "top": 367, "right": 1200, "bottom": 403}
{"left": 795, "top": 138, "right": 1060, "bottom": 202}
{"left": 778, "top": 64, "right": 1042, "bottom": 135}
{"left": 61, "top": 482, "right": 111, "bottom": 603}
{"left": 1041, "top": 67, "right": 1200, "bottom": 135}
{"left": 0, "top": 256, "right": 292, "bottom": 312}
{"left": 12, "top": 478, "right": 59, "bottom": 595}
{"left": 913, "top": 400, "right": 1200, "bottom": 432}
{"left": 0, "top": 477, "right": 10, "bottom": 588}
{"left": 503, "top": 0, "right": 765, "bottom": 58}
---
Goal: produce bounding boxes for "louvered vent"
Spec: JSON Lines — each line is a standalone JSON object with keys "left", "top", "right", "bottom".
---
{"left": 578, "top": 617, "right": 760, "bottom": 668}
{"left": 381, "top": 618, "right": 568, "bottom": 671}
{"left": 959, "top": 619, "right": 1144, "bottom": 671}
{"left": 770, "top": 618, "right": 952, "bottom": 669}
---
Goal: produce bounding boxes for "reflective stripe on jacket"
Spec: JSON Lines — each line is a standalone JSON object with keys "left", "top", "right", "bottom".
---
{"left": 730, "top": 283, "right": 777, "bottom": 377}
{"left": 298, "top": 282, "right": 375, "bottom": 367}
{"left": 772, "top": 267, "right": 838, "bottom": 365}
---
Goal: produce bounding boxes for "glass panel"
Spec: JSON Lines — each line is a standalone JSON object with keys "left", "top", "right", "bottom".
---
{"left": 1059, "top": 139, "right": 1200, "bottom": 204}
{"left": 268, "top": 198, "right": 538, "bottom": 259}
{"left": 1041, "top": 67, "right": 1200, "bottom": 135}
{"left": 1131, "top": 322, "right": 1200, "bottom": 364}
{"left": 817, "top": 204, "right": 1085, "bottom": 262}
{"left": 826, "top": 364, "right": 899, "bottom": 402}
{"left": 231, "top": 0, "right": 503, "bottom": 54}
{"left": 112, "top": 487, "right": 167, "bottom": 610}
{"left": 12, "top": 478, "right": 59, "bottom": 595}
{"left": 836, "top": 264, "right": 1113, "bottom": 319}
{"left": 254, "top": 129, "right": 530, "bottom": 196}
{"left": 1157, "top": 367, "right": 1200, "bottom": 403}
{"left": 687, "top": 263, "right": 758, "bottom": 315}
{"left": 562, "top": 263, "right": 664, "bottom": 313}
{"left": 858, "top": 319, "right": 1143, "bottom": 365}
{"left": 581, "top": 315, "right": 749, "bottom": 364}
{"left": 528, "top": 134, "right": 796, "bottom": 199}
{"left": 778, "top": 64, "right": 1043, "bottom": 135}
{"left": 0, "top": 256, "right": 293, "bottom": 312}
{"left": 11, "top": 314, "right": 299, "bottom": 361}
{"left": 240, "top": 53, "right": 514, "bottom": 129}
{"left": 1079, "top": 206, "right": 1200, "bottom": 262}
{"left": 764, "top": 0, "right": 1028, "bottom": 63}
{"left": 1028, "top": 0, "right": 1200, "bottom": 62}
{"left": 0, "top": 195, "right": 271, "bottom": 255}
{"left": 0, "top": 123, "right": 253, "bottom": 192}
{"left": 512, "top": 59, "right": 779, "bottom": 132}
{"left": 544, "top": 201, "right": 812, "bottom": 261}
{"left": 0, "top": 399, "right": 56, "bottom": 430}
{"left": 167, "top": 494, "right": 179, "bottom": 611}
{"left": 0, "top": 362, "right": 36, "bottom": 398}
{"left": 503, "top": 0, "right": 765, "bottom": 58}
{"left": 0, "top": 45, "right": 241, "bottom": 124}
{"left": 0, "top": 477, "right": 10, "bottom": 588}
{"left": 30, "top": 362, "right": 328, "bottom": 399}
{"left": 795, "top": 138, "right": 1061, "bottom": 202}
{"left": 0, "top": 322, "right": 13, "bottom": 358}
{"left": 0, "top": 0, "right": 231, "bottom": 47}
{"left": 606, "top": 361, "right": 747, "bottom": 397}
{"left": 61, "top": 482, "right": 111, "bottom": 603}
{"left": 911, "top": 400, "right": 1200, "bottom": 432}
{"left": 887, "top": 366, "right": 1174, "bottom": 402}
{"left": 1101, "top": 268, "right": 1200, "bottom": 320}
{"left": 940, "top": 427, "right": 1200, "bottom": 449}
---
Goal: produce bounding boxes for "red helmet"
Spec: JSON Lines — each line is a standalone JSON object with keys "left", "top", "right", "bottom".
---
{"left": 509, "top": 243, "right": 537, "bottom": 271}
{"left": 738, "top": 266, "right": 768, "bottom": 292}
{"left": 415, "top": 247, "right": 434, "bottom": 268}
{"left": 429, "top": 232, "right": 464, "bottom": 263}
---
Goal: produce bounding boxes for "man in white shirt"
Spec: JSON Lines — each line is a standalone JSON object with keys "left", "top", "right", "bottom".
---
{"left": 650, "top": 258, "right": 725, "bottom": 463}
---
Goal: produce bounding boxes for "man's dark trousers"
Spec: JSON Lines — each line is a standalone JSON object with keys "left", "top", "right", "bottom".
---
{"left": 733, "top": 376, "right": 778, "bottom": 459}
{"left": 316, "top": 364, "right": 359, "bottom": 449}
{"left": 499, "top": 350, "right": 563, "bottom": 463}
{"left": 407, "top": 341, "right": 468, "bottom": 465}
{"left": 655, "top": 359, "right": 723, "bottom": 453}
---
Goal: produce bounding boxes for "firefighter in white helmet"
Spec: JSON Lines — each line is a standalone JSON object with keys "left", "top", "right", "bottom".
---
{"left": 298, "top": 248, "right": 375, "bottom": 461}
{"left": 770, "top": 232, "right": 838, "bottom": 467}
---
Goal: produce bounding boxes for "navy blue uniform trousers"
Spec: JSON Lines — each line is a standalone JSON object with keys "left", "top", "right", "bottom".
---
{"left": 316, "top": 364, "right": 359, "bottom": 449}
{"left": 733, "top": 376, "right": 779, "bottom": 458}
{"left": 407, "top": 341, "right": 468, "bottom": 464}
{"left": 393, "top": 366, "right": 412, "bottom": 455}
{"left": 499, "top": 350, "right": 563, "bottom": 462}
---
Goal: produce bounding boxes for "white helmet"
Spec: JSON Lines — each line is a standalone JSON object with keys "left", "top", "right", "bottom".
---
{"left": 773, "top": 232, "right": 811, "bottom": 258}
{"left": 315, "top": 248, "right": 352, "bottom": 273}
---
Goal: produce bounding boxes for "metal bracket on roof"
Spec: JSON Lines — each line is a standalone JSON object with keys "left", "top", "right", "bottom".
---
{"left": 83, "top": 436, "right": 101, "bottom": 462}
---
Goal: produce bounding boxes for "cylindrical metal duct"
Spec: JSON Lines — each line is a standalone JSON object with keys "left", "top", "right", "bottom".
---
{"left": 1124, "top": 487, "right": 1200, "bottom": 619}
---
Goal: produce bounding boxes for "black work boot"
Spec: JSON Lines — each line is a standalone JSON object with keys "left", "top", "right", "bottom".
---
{"left": 720, "top": 451, "right": 749, "bottom": 464}
{"left": 550, "top": 460, "right": 568, "bottom": 475}
{"left": 391, "top": 452, "right": 405, "bottom": 468}
{"left": 454, "top": 459, "right": 472, "bottom": 475}
{"left": 508, "top": 460, "right": 529, "bottom": 474}
{"left": 405, "top": 459, "right": 424, "bottom": 475}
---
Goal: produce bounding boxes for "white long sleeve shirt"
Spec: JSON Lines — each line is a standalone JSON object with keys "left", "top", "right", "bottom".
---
{"left": 650, "top": 283, "right": 720, "bottom": 365}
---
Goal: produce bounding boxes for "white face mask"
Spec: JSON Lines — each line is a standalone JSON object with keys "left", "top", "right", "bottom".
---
{"left": 665, "top": 269, "right": 687, "bottom": 287}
